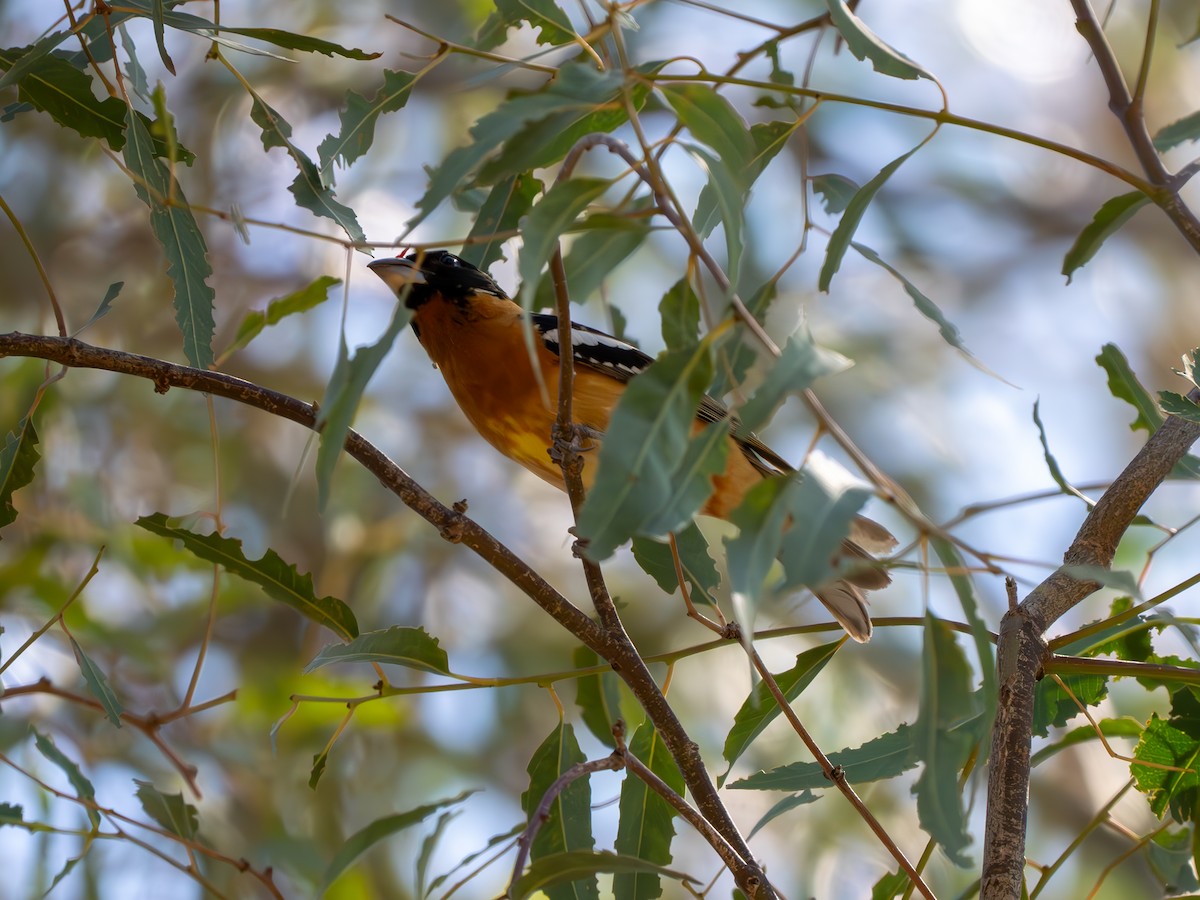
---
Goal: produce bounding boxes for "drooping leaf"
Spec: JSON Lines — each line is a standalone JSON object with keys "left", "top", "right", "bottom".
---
{"left": 724, "top": 475, "right": 793, "bottom": 615}
{"left": 33, "top": 730, "right": 99, "bottom": 830}
{"left": 0, "top": 415, "right": 40, "bottom": 534}
{"left": 531, "top": 211, "right": 652, "bottom": 309}
{"left": 1062, "top": 191, "right": 1151, "bottom": 283}
{"left": 1032, "top": 398, "right": 1093, "bottom": 507}
{"left": 661, "top": 83, "right": 754, "bottom": 176}
{"left": 1029, "top": 717, "right": 1143, "bottom": 768}
{"left": 319, "top": 791, "right": 477, "bottom": 895}
{"left": 1146, "top": 826, "right": 1200, "bottom": 892}
{"left": 613, "top": 722, "right": 686, "bottom": 900}
{"left": 730, "top": 724, "right": 918, "bottom": 791}
{"left": 136, "top": 513, "right": 358, "bottom": 640}
{"left": 476, "top": 0, "right": 578, "bottom": 49}
{"left": 134, "top": 780, "right": 198, "bottom": 839}
{"left": 223, "top": 276, "right": 341, "bottom": 359}
{"left": 69, "top": 638, "right": 124, "bottom": 727}
{"left": 122, "top": 106, "right": 214, "bottom": 369}
{"left": 305, "top": 626, "right": 450, "bottom": 675}
{"left": 735, "top": 331, "right": 851, "bottom": 434}
{"left": 658, "top": 279, "right": 700, "bottom": 352}
{"left": 682, "top": 142, "right": 746, "bottom": 283}
{"left": 75, "top": 282, "right": 124, "bottom": 335}
{"left": 812, "top": 173, "right": 860, "bottom": 214}
{"left": 1153, "top": 110, "right": 1200, "bottom": 152}
{"left": 631, "top": 521, "right": 721, "bottom": 607}
{"left": 693, "top": 119, "right": 796, "bottom": 237}
{"left": 460, "top": 174, "right": 543, "bottom": 271}
{"left": 747, "top": 791, "right": 818, "bottom": 839}
{"left": 930, "top": 538, "right": 996, "bottom": 733}
{"left": 516, "top": 177, "right": 611, "bottom": 312}
{"left": 574, "top": 647, "right": 625, "bottom": 748}
{"left": 823, "top": 0, "right": 931, "bottom": 80}
{"left": 317, "top": 70, "right": 416, "bottom": 180}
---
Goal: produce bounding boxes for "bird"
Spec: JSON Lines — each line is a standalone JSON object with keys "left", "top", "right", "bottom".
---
{"left": 368, "top": 249, "right": 895, "bottom": 641}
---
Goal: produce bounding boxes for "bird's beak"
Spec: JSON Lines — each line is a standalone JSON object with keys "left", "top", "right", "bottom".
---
{"left": 367, "top": 257, "right": 426, "bottom": 294}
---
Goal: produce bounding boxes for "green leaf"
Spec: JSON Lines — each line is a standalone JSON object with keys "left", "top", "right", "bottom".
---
{"left": 1032, "top": 674, "right": 1108, "bottom": 736}
{"left": 1132, "top": 713, "right": 1200, "bottom": 821}
{"left": 520, "top": 724, "right": 598, "bottom": 900}
{"left": 693, "top": 120, "right": 794, "bottom": 239}
{"left": 631, "top": 521, "right": 721, "bottom": 607}
{"left": 315, "top": 295, "right": 412, "bottom": 509}
{"left": 305, "top": 626, "right": 450, "bottom": 675}
{"left": 150, "top": 0, "right": 176, "bottom": 75}
{"left": 516, "top": 177, "right": 611, "bottom": 312}
{"left": 1032, "top": 398, "right": 1093, "bottom": 507}
{"left": 1029, "top": 717, "right": 1143, "bottom": 767}
{"left": 709, "top": 280, "right": 778, "bottom": 398}
{"left": 477, "top": 0, "right": 578, "bottom": 49}
{"left": 823, "top": 0, "right": 930, "bottom": 80}
{"left": 747, "top": 791, "right": 818, "bottom": 839}
{"left": 812, "top": 173, "right": 861, "bottom": 214}
{"left": 532, "top": 211, "right": 651, "bottom": 309}
{"left": 75, "top": 282, "right": 124, "bottom": 335}
{"left": 310, "top": 749, "right": 329, "bottom": 789}
{"left": 0, "top": 803, "right": 26, "bottom": 828}
{"left": 33, "top": 729, "right": 99, "bottom": 830}
{"left": 730, "top": 724, "right": 918, "bottom": 791}
{"left": 912, "top": 613, "right": 977, "bottom": 866}
{"left": 1098, "top": 343, "right": 1162, "bottom": 432}
{"left": 460, "top": 174, "right": 543, "bottom": 272}
{"left": 134, "top": 779, "right": 198, "bottom": 839}
{"left": 576, "top": 345, "right": 721, "bottom": 560}
{"left": 510, "top": 851, "right": 695, "bottom": 900}
{"left": 1061, "top": 565, "right": 1144, "bottom": 599}
{"left": 122, "top": 106, "right": 214, "bottom": 369}
{"left": 224, "top": 276, "right": 340, "bottom": 358}
{"left": 317, "top": 70, "right": 416, "bottom": 180}
{"left": 658, "top": 279, "right": 700, "bottom": 352}
{"left": 613, "top": 723, "right": 686, "bottom": 900}
{"left": 573, "top": 647, "right": 624, "bottom": 749}
{"left": 1146, "top": 826, "right": 1200, "bottom": 892}
{"left": 819, "top": 145, "right": 921, "bottom": 291}
{"left": 777, "top": 459, "right": 871, "bottom": 593}
{"left": 136, "top": 513, "right": 358, "bottom": 640}
{"left": 661, "top": 84, "right": 754, "bottom": 175}
{"left": 682, "top": 142, "right": 746, "bottom": 282}
{"left": 319, "top": 791, "right": 476, "bottom": 895}
{"left": 735, "top": 332, "right": 851, "bottom": 433}
{"left": 721, "top": 642, "right": 841, "bottom": 778}
{"left": 1063, "top": 191, "right": 1151, "bottom": 283}
{"left": 1161, "top": 391, "right": 1200, "bottom": 424}
{"left": 69, "top": 638, "right": 124, "bottom": 727}
{"left": 1153, "top": 110, "right": 1200, "bottom": 152}
{"left": 931, "top": 538, "right": 996, "bottom": 734}
{"left": 724, "top": 475, "right": 792, "bottom": 616}
{"left": 0, "top": 415, "right": 40, "bottom": 533}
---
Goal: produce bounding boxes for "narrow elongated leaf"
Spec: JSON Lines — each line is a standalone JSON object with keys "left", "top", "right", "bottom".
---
{"left": 658, "top": 279, "right": 700, "bottom": 352}
{"left": 460, "top": 174, "right": 543, "bottom": 271}
{"left": 819, "top": 146, "right": 920, "bottom": 291}
{"left": 661, "top": 84, "right": 754, "bottom": 175}
{"left": 123, "top": 107, "right": 214, "bottom": 369}
{"left": 532, "top": 212, "right": 651, "bottom": 309}
{"left": 1153, "top": 110, "right": 1200, "bottom": 152}
{"left": 747, "top": 791, "right": 818, "bottom": 839}
{"left": 136, "top": 513, "right": 358, "bottom": 639}
{"left": 693, "top": 119, "right": 795, "bottom": 236}
{"left": 823, "top": 0, "right": 930, "bottom": 80}
{"left": 69, "top": 639, "right": 124, "bottom": 727}
{"left": 1098, "top": 342, "right": 1163, "bottom": 432}
{"left": 778, "top": 457, "right": 871, "bottom": 591}
{"left": 1029, "top": 717, "right": 1143, "bottom": 767}
{"left": 631, "top": 521, "right": 720, "bottom": 607}
{"left": 0, "top": 416, "right": 40, "bottom": 533}
{"left": 930, "top": 538, "right": 995, "bottom": 730}
{"left": 305, "top": 626, "right": 449, "bottom": 675}
{"left": 721, "top": 642, "right": 841, "bottom": 777}
{"left": 516, "top": 177, "right": 610, "bottom": 311}
{"left": 576, "top": 345, "right": 718, "bottom": 560}
{"left": 510, "top": 852, "right": 694, "bottom": 900}
{"left": 736, "top": 332, "right": 851, "bottom": 433}
{"left": 1063, "top": 191, "right": 1151, "bottom": 282}
{"left": 320, "top": 791, "right": 476, "bottom": 895}
{"left": 574, "top": 647, "right": 624, "bottom": 748}
{"left": 224, "top": 276, "right": 340, "bottom": 358}
{"left": 614, "top": 723, "right": 686, "bottom": 900}
{"left": 315, "top": 296, "right": 412, "bottom": 508}
{"left": 730, "top": 724, "right": 918, "bottom": 790}
{"left": 812, "top": 173, "right": 860, "bottom": 214}
{"left": 1032, "top": 399, "right": 1093, "bottom": 506}
{"left": 912, "top": 613, "right": 976, "bottom": 866}
{"left": 150, "top": 0, "right": 176, "bottom": 74}
{"left": 134, "top": 780, "right": 197, "bottom": 839}
{"left": 724, "top": 475, "right": 793, "bottom": 606}
{"left": 709, "top": 280, "right": 778, "bottom": 398}
{"left": 317, "top": 70, "right": 416, "bottom": 179}
{"left": 640, "top": 420, "right": 730, "bottom": 536}
{"left": 683, "top": 142, "right": 746, "bottom": 281}
{"left": 520, "top": 724, "right": 598, "bottom": 900}
{"left": 76, "top": 282, "right": 124, "bottom": 335}
{"left": 33, "top": 730, "right": 99, "bottom": 829}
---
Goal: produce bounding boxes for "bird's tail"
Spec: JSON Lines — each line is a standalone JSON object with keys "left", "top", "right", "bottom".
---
{"left": 813, "top": 581, "right": 873, "bottom": 643}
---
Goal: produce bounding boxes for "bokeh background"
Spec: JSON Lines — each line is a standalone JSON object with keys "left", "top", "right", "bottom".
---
{"left": 1, "top": 1, "right": 1199, "bottom": 897}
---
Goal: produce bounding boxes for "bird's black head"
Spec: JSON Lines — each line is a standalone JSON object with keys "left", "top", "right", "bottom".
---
{"left": 367, "top": 250, "right": 507, "bottom": 309}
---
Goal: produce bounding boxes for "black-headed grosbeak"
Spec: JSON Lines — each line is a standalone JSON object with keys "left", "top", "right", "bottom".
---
{"left": 368, "top": 250, "right": 894, "bottom": 641}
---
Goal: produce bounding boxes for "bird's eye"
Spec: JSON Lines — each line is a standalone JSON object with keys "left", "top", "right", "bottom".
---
{"left": 442, "top": 254, "right": 461, "bottom": 268}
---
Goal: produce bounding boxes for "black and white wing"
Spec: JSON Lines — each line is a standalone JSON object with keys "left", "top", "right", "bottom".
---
{"left": 530, "top": 313, "right": 653, "bottom": 383}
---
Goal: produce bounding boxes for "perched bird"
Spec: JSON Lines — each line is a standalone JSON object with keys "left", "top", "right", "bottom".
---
{"left": 368, "top": 249, "right": 894, "bottom": 640}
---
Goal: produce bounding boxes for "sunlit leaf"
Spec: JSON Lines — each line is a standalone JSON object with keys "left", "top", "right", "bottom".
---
{"left": 531, "top": 211, "right": 651, "bottom": 309}
{"left": 305, "top": 626, "right": 450, "bottom": 675}
{"left": 1132, "top": 711, "right": 1200, "bottom": 821}
{"left": 1032, "top": 674, "right": 1108, "bottom": 736}
{"left": 1062, "top": 191, "right": 1151, "bottom": 283}
{"left": 476, "top": 0, "right": 578, "bottom": 49}
{"left": 225, "top": 276, "right": 340, "bottom": 358}
{"left": 0, "top": 415, "right": 40, "bottom": 534}
{"left": 1160, "top": 391, "right": 1200, "bottom": 424}
{"left": 69, "top": 638, "right": 124, "bottom": 727}
{"left": 136, "top": 513, "right": 359, "bottom": 640}
{"left": 134, "top": 780, "right": 198, "bottom": 839}
{"left": 614, "top": 722, "right": 685, "bottom": 900}
{"left": 661, "top": 83, "right": 754, "bottom": 175}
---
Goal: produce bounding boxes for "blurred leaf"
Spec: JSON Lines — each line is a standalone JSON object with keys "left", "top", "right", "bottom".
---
{"left": 315, "top": 294, "right": 412, "bottom": 509}
{"left": 778, "top": 459, "right": 871, "bottom": 593}
{"left": 416, "top": 810, "right": 458, "bottom": 898}
{"left": 0, "top": 803, "right": 26, "bottom": 828}
{"left": 724, "top": 475, "right": 792, "bottom": 618}
{"left": 577, "top": 345, "right": 721, "bottom": 560}
{"left": 309, "top": 750, "right": 329, "bottom": 789}
{"left": 640, "top": 420, "right": 730, "bottom": 536}
{"left": 614, "top": 723, "right": 685, "bottom": 899}
{"left": 574, "top": 647, "right": 623, "bottom": 749}
{"left": 658, "top": 279, "right": 700, "bottom": 352}
{"left": 122, "top": 107, "right": 214, "bottom": 369}
{"left": 119, "top": 26, "right": 149, "bottom": 100}
{"left": 319, "top": 791, "right": 477, "bottom": 895}
{"left": 517, "top": 177, "right": 610, "bottom": 311}
{"left": 1161, "top": 391, "right": 1200, "bottom": 424}
{"left": 823, "top": 0, "right": 930, "bottom": 80}
{"left": 913, "top": 613, "right": 976, "bottom": 866}
{"left": 249, "top": 94, "right": 366, "bottom": 245}
{"left": 317, "top": 69, "right": 416, "bottom": 180}
{"left": 694, "top": 120, "right": 794, "bottom": 239}
{"left": 1153, "top": 110, "right": 1200, "bottom": 152}
{"left": 461, "top": 174, "right": 543, "bottom": 271}
{"left": 1063, "top": 192, "right": 1151, "bottom": 283}
{"left": 136, "top": 513, "right": 359, "bottom": 640}
{"left": 75, "top": 282, "right": 124, "bottom": 335}
{"left": 1032, "top": 674, "right": 1108, "bottom": 736}
{"left": 0, "top": 415, "right": 40, "bottom": 534}
{"left": 532, "top": 211, "right": 652, "bottom": 309}
{"left": 149, "top": 0, "right": 176, "bottom": 75}
{"left": 224, "top": 276, "right": 340, "bottom": 359}
{"left": 1132, "top": 713, "right": 1200, "bottom": 821}
{"left": 682, "top": 142, "right": 746, "bottom": 282}
{"left": 305, "top": 626, "right": 450, "bottom": 675}
{"left": 661, "top": 84, "right": 754, "bottom": 174}
{"left": 521, "top": 723, "right": 598, "bottom": 899}
{"left": 1146, "top": 827, "right": 1200, "bottom": 893}
{"left": 69, "top": 638, "right": 124, "bottom": 727}
{"left": 1061, "top": 565, "right": 1143, "bottom": 600}
{"left": 720, "top": 642, "right": 841, "bottom": 779}
{"left": 819, "top": 146, "right": 920, "bottom": 291}
{"left": 476, "top": 0, "right": 578, "bottom": 49}
{"left": 1033, "top": 399, "right": 1093, "bottom": 507}
{"left": 735, "top": 331, "right": 851, "bottom": 433}
{"left": 134, "top": 780, "right": 198, "bottom": 839}
{"left": 747, "top": 791, "right": 818, "bottom": 839}
{"left": 872, "top": 869, "right": 915, "bottom": 900}
{"left": 730, "top": 724, "right": 918, "bottom": 791}
{"left": 33, "top": 729, "right": 99, "bottom": 829}
{"left": 812, "top": 173, "right": 860, "bottom": 214}
{"left": 710, "top": 280, "right": 778, "bottom": 398}
{"left": 510, "top": 851, "right": 694, "bottom": 900}
{"left": 631, "top": 521, "right": 720, "bottom": 607}
{"left": 1029, "top": 717, "right": 1144, "bottom": 767}
{"left": 931, "top": 538, "right": 996, "bottom": 730}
